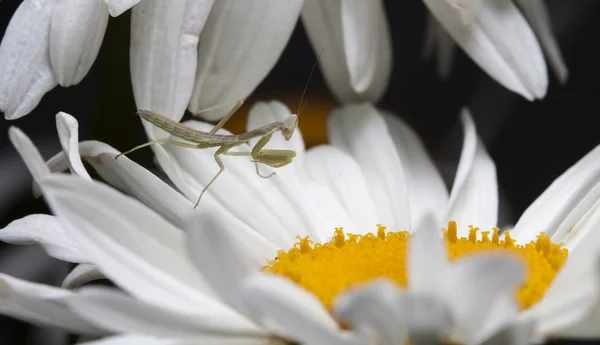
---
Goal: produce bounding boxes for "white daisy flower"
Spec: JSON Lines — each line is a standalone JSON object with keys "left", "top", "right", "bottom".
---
{"left": 3, "top": 102, "right": 600, "bottom": 344}
{"left": 423, "top": 0, "right": 567, "bottom": 99}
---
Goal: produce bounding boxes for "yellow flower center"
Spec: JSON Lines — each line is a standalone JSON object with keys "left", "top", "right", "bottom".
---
{"left": 262, "top": 221, "right": 568, "bottom": 310}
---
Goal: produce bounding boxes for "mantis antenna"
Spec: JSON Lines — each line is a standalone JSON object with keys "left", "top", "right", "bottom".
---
{"left": 296, "top": 48, "right": 325, "bottom": 117}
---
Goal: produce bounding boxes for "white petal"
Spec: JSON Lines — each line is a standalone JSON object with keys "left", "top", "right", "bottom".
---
{"left": 186, "top": 209, "right": 275, "bottom": 316}
{"left": 130, "top": 0, "right": 214, "bottom": 139}
{"left": 0, "top": 273, "right": 103, "bottom": 335}
{"left": 79, "top": 335, "right": 169, "bottom": 345}
{"left": 408, "top": 214, "right": 449, "bottom": 293}
{"left": 66, "top": 286, "right": 263, "bottom": 337}
{"left": 481, "top": 322, "right": 532, "bottom": 345}
{"left": 305, "top": 145, "right": 378, "bottom": 234}
{"left": 301, "top": 0, "right": 391, "bottom": 102}
{"left": 445, "top": 108, "right": 498, "bottom": 236}
{"left": 551, "top": 181, "right": 600, "bottom": 246}
{"left": 38, "top": 175, "right": 248, "bottom": 326}
{"left": 0, "top": 0, "right": 58, "bottom": 119}
{"left": 399, "top": 293, "right": 452, "bottom": 344}
{"left": 515, "top": 0, "right": 568, "bottom": 83}
{"left": 42, "top": 140, "right": 195, "bottom": 228}
{"left": 56, "top": 112, "right": 92, "bottom": 179}
{"left": 423, "top": 0, "right": 547, "bottom": 100}
{"left": 382, "top": 112, "right": 449, "bottom": 232}
{"left": 104, "top": 0, "right": 142, "bottom": 17}
{"left": 435, "top": 25, "right": 457, "bottom": 80}
{"left": 9, "top": 126, "right": 51, "bottom": 181}
{"left": 0, "top": 214, "right": 86, "bottom": 263}
{"left": 328, "top": 103, "right": 411, "bottom": 231}
{"left": 49, "top": 0, "right": 109, "bottom": 86}
{"left": 80, "top": 334, "right": 266, "bottom": 345}
{"left": 512, "top": 144, "right": 600, "bottom": 243}
{"left": 440, "top": 254, "right": 525, "bottom": 344}
{"left": 62, "top": 264, "right": 105, "bottom": 289}
{"left": 333, "top": 280, "right": 408, "bottom": 345}
{"left": 247, "top": 101, "right": 355, "bottom": 239}
{"left": 166, "top": 120, "right": 317, "bottom": 248}
{"left": 243, "top": 274, "right": 356, "bottom": 345}
{"left": 188, "top": 0, "right": 303, "bottom": 120}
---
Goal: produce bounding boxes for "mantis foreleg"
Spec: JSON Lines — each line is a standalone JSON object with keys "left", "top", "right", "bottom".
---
{"left": 195, "top": 145, "right": 234, "bottom": 208}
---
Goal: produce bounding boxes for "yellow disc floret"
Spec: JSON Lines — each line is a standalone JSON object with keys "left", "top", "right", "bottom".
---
{"left": 262, "top": 222, "right": 568, "bottom": 310}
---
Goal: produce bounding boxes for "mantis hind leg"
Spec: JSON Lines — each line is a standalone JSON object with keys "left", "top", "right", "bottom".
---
{"left": 254, "top": 160, "right": 276, "bottom": 179}
{"left": 194, "top": 145, "right": 231, "bottom": 208}
{"left": 189, "top": 100, "right": 244, "bottom": 134}
{"left": 115, "top": 138, "right": 200, "bottom": 160}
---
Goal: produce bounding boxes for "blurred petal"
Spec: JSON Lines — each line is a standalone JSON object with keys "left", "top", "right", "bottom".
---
{"left": 130, "top": 0, "right": 214, "bottom": 139}
{"left": 481, "top": 322, "right": 531, "bottom": 345}
{"left": 247, "top": 101, "right": 354, "bottom": 239}
{"left": 186, "top": 209, "right": 275, "bottom": 316}
{"left": 445, "top": 108, "right": 498, "bottom": 236}
{"left": 0, "top": 273, "right": 103, "bottom": 335}
{"left": 81, "top": 334, "right": 266, "bottom": 345}
{"left": 188, "top": 0, "right": 303, "bottom": 120}
{"left": 515, "top": 0, "right": 568, "bottom": 83}
{"left": 408, "top": 214, "right": 449, "bottom": 293}
{"left": 440, "top": 254, "right": 525, "bottom": 344}
{"left": 243, "top": 274, "right": 355, "bottom": 345}
{"left": 328, "top": 103, "right": 411, "bottom": 231}
{"left": 301, "top": 0, "right": 391, "bottom": 102}
{"left": 0, "top": 214, "right": 86, "bottom": 263}
{"left": 9, "top": 127, "right": 51, "bottom": 181}
{"left": 423, "top": 0, "right": 547, "bottom": 100}
{"left": 66, "top": 286, "right": 262, "bottom": 337}
{"left": 104, "top": 0, "right": 142, "bottom": 17}
{"left": 50, "top": 0, "right": 109, "bottom": 86}
{"left": 305, "top": 145, "right": 378, "bottom": 234}
{"left": 382, "top": 112, "right": 449, "bottom": 232}
{"left": 0, "top": 0, "right": 58, "bottom": 119}
{"left": 55, "top": 112, "right": 92, "bottom": 179}
{"left": 39, "top": 175, "right": 251, "bottom": 326}
{"left": 512, "top": 144, "right": 600, "bottom": 243}
{"left": 62, "top": 264, "right": 104, "bottom": 289}
{"left": 333, "top": 280, "right": 408, "bottom": 345}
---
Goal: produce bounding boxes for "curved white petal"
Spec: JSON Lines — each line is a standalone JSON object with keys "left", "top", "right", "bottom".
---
{"left": 515, "top": 0, "right": 568, "bottom": 84}
{"left": 0, "top": 273, "right": 103, "bottom": 335}
{"left": 399, "top": 293, "right": 452, "bottom": 344}
{"left": 423, "top": 0, "right": 547, "bottom": 100}
{"left": 0, "top": 214, "right": 86, "bottom": 263}
{"left": 166, "top": 120, "right": 317, "bottom": 248}
{"left": 104, "top": 0, "right": 142, "bottom": 17}
{"left": 440, "top": 254, "right": 525, "bottom": 344}
{"left": 421, "top": 14, "right": 457, "bottom": 80}
{"left": 9, "top": 127, "right": 51, "bottom": 181}
{"left": 130, "top": 0, "right": 214, "bottom": 140}
{"left": 66, "top": 286, "right": 263, "bottom": 337}
{"left": 62, "top": 264, "right": 105, "bottom": 289}
{"left": 305, "top": 145, "right": 378, "bottom": 234}
{"left": 0, "top": 0, "right": 58, "bottom": 119}
{"left": 551, "top": 181, "right": 600, "bottom": 246}
{"left": 382, "top": 112, "right": 449, "bottom": 232}
{"left": 481, "top": 322, "right": 531, "bottom": 345}
{"left": 188, "top": 0, "right": 303, "bottom": 120}
{"left": 512, "top": 144, "right": 600, "bottom": 243}
{"left": 408, "top": 214, "right": 449, "bottom": 293}
{"left": 243, "top": 274, "right": 356, "bottom": 345}
{"left": 301, "top": 0, "right": 391, "bottom": 102}
{"left": 333, "top": 280, "right": 408, "bottom": 345}
{"left": 186, "top": 209, "right": 276, "bottom": 316}
{"left": 55, "top": 112, "right": 92, "bottom": 179}
{"left": 81, "top": 334, "right": 267, "bottom": 345}
{"left": 328, "top": 103, "right": 411, "bottom": 232}
{"left": 50, "top": 0, "right": 109, "bottom": 86}
{"left": 247, "top": 101, "right": 354, "bottom": 239}
{"left": 38, "top": 175, "right": 251, "bottom": 328}
{"left": 445, "top": 108, "right": 498, "bottom": 236}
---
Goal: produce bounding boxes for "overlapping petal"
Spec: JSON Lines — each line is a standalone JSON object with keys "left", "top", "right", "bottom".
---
{"left": 188, "top": 0, "right": 303, "bottom": 120}
{"left": 301, "top": 0, "right": 391, "bottom": 102}
{"left": 104, "top": 0, "right": 143, "bottom": 17}
{"left": 423, "top": 0, "right": 547, "bottom": 100}
{"left": 50, "top": 0, "right": 109, "bottom": 87}
{"left": 0, "top": 0, "right": 58, "bottom": 119}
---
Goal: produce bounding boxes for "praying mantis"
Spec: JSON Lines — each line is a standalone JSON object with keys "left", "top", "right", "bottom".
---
{"left": 115, "top": 100, "right": 299, "bottom": 208}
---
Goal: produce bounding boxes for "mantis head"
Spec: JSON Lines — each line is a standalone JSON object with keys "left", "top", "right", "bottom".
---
{"left": 281, "top": 114, "right": 298, "bottom": 141}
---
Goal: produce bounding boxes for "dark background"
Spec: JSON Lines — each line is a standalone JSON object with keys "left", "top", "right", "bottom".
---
{"left": 1, "top": 0, "right": 599, "bottom": 344}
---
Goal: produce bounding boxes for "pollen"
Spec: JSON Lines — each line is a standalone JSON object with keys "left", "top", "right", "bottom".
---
{"left": 262, "top": 221, "right": 568, "bottom": 310}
